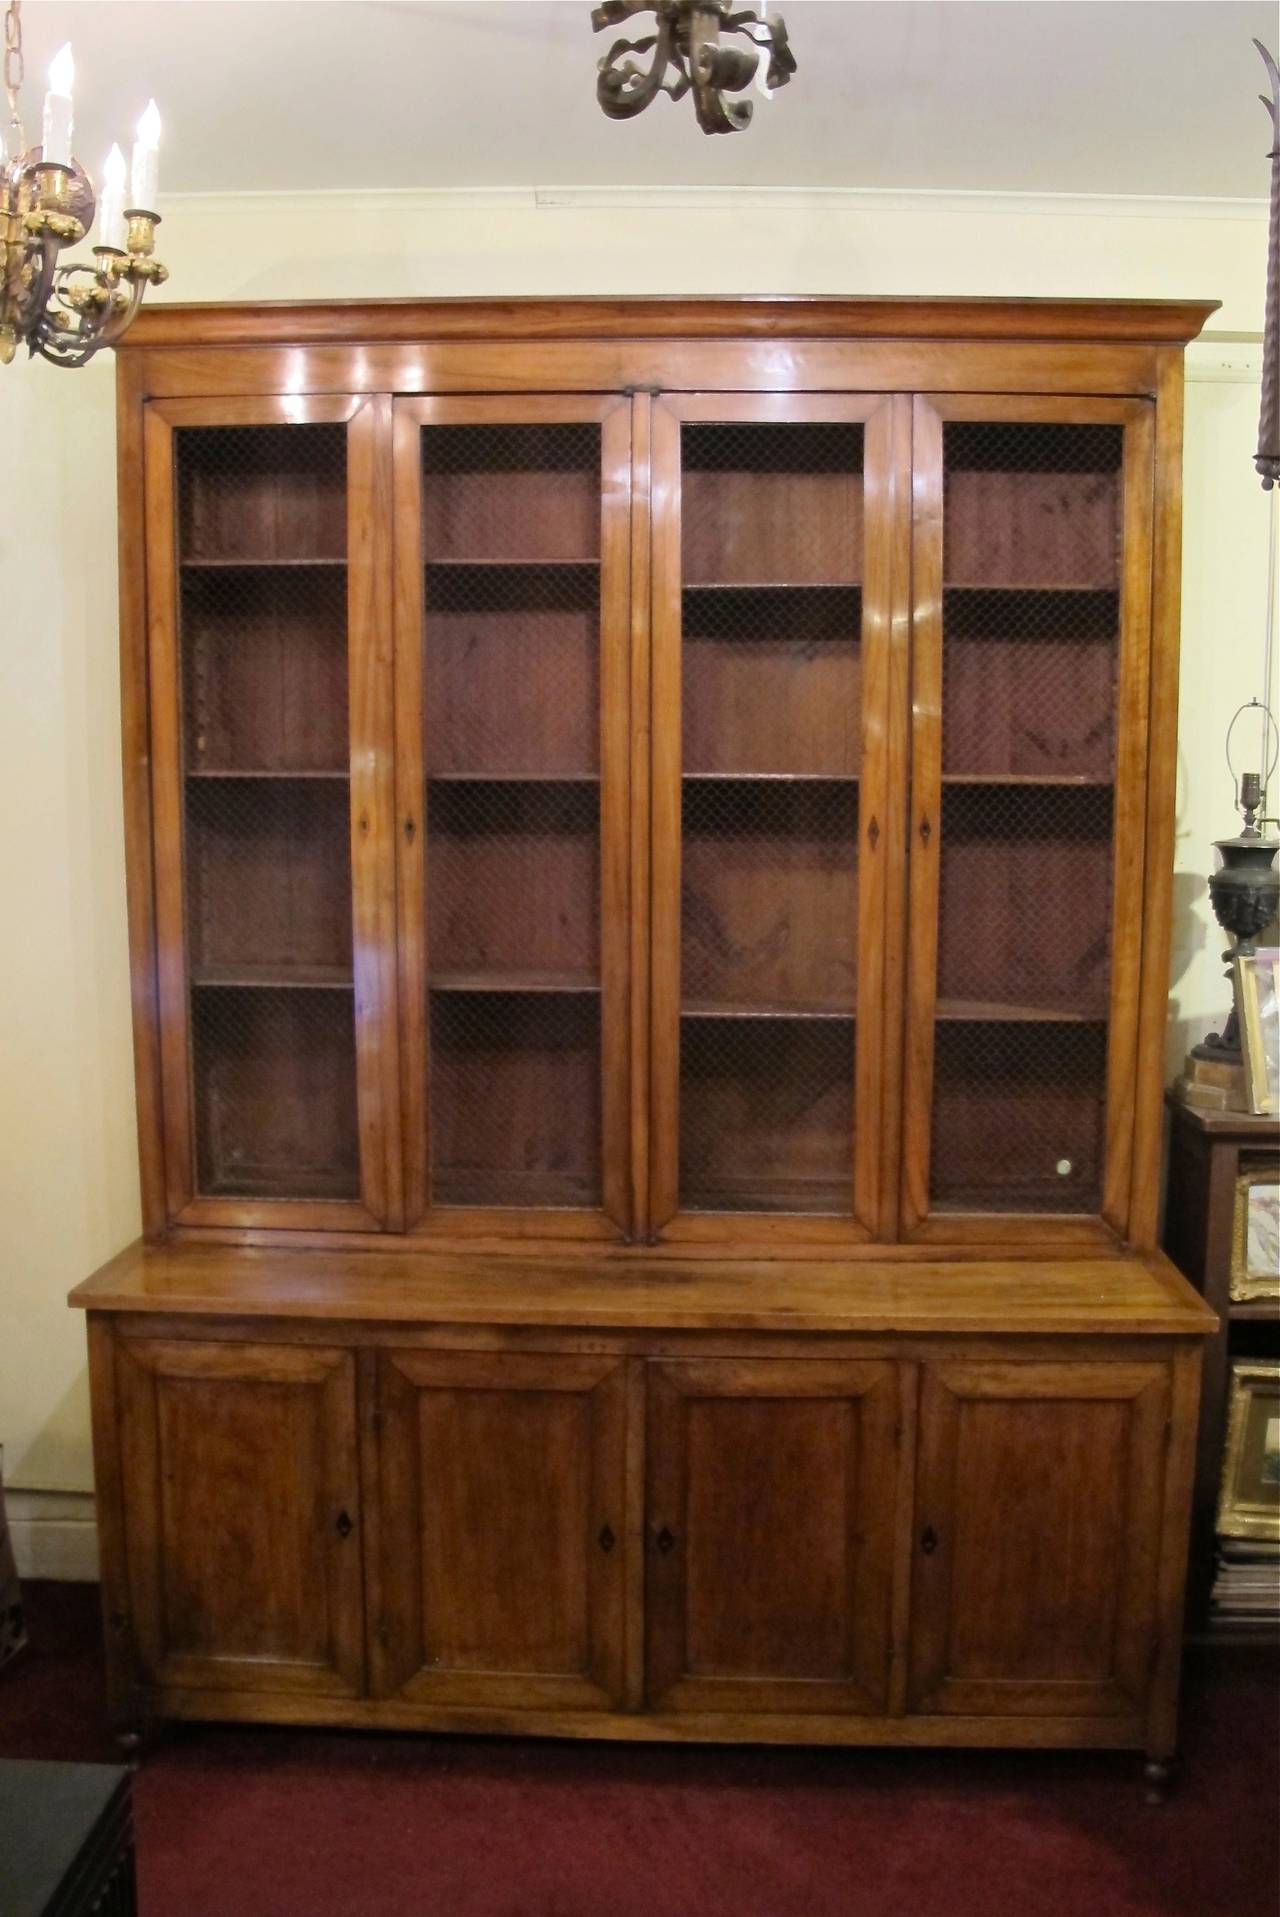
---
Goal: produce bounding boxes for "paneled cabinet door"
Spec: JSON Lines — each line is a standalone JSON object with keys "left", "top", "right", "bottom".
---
{"left": 115, "top": 1337, "right": 364, "bottom": 1697}
{"left": 902, "top": 397, "right": 1155, "bottom": 1243}
{"left": 646, "top": 1360, "right": 900, "bottom": 1713}
{"left": 909, "top": 1360, "right": 1169, "bottom": 1718}
{"left": 144, "top": 395, "right": 399, "bottom": 1233}
{"left": 369, "top": 1351, "right": 631, "bottom": 1711}
{"left": 648, "top": 394, "right": 907, "bottom": 1244}
{"left": 392, "top": 396, "right": 632, "bottom": 1238}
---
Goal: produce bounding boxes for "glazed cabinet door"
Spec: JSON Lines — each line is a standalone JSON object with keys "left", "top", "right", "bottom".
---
{"left": 648, "top": 395, "right": 907, "bottom": 1242}
{"left": 368, "top": 1351, "right": 632, "bottom": 1711}
{"left": 909, "top": 1359, "right": 1169, "bottom": 1718}
{"left": 903, "top": 397, "right": 1155, "bottom": 1242}
{"left": 645, "top": 1359, "right": 901, "bottom": 1713}
{"left": 393, "top": 397, "right": 632, "bottom": 1238}
{"left": 115, "top": 1335, "right": 364, "bottom": 1697}
{"left": 144, "top": 396, "right": 399, "bottom": 1232}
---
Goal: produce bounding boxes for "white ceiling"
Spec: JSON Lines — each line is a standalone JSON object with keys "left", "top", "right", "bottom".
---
{"left": 12, "top": 0, "right": 1277, "bottom": 199}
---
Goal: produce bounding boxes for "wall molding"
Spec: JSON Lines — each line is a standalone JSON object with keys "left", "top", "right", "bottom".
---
{"left": 6, "top": 1489, "right": 98, "bottom": 1582}
{"left": 1187, "top": 340, "right": 1264, "bottom": 383}
{"left": 167, "top": 183, "right": 1269, "bottom": 224}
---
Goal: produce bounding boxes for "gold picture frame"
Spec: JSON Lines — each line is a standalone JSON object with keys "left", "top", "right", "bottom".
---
{"left": 1230, "top": 1171, "right": 1280, "bottom": 1302}
{"left": 1218, "top": 1362, "right": 1280, "bottom": 1541}
{"left": 1235, "top": 948, "right": 1280, "bottom": 1116}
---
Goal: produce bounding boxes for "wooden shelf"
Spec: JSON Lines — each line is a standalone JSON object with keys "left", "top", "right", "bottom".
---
{"left": 683, "top": 772, "right": 858, "bottom": 784}
{"left": 426, "top": 771, "right": 598, "bottom": 785}
{"left": 430, "top": 972, "right": 600, "bottom": 996}
{"left": 683, "top": 580, "right": 861, "bottom": 594}
{"left": 192, "top": 965, "right": 355, "bottom": 991}
{"left": 936, "top": 999, "right": 1107, "bottom": 1024}
{"left": 425, "top": 556, "right": 599, "bottom": 570}
{"left": 683, "top": 1000, "right": 855, "bottom": 1022}
{"left": 1228, "top": 1302, "right": 1280, "bottom": 1322}
{"left": 181, "top": 556, "right": 347, "bottom": 569}
{"left": 186, "top": 768, "right": 350, "bottom": 781}
{"left": 941, "top": 773, "right": 1113, "bottom": 788}
{"left": 943, "top": 580, "right": 1119, "bottom": 596}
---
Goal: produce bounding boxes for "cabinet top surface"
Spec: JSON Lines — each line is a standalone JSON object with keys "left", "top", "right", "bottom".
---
{"left": 122, "top": 293, "right": 1220, "bottom": 351}
{"left": 1165, "top": 1094, "right": 1280, "bottom": 1140}
{"left": 69, "top": 1241, "right": 1216, "bottom": 1336}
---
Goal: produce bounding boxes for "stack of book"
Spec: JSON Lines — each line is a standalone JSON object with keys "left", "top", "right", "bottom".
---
{"left": 1211, "top": 1538, "right": 1280, "bottom": 1628}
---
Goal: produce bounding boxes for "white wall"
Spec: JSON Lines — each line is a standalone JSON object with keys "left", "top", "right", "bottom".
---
{"left": 0, "top": 186, "right": 1272, "bottom": 1506}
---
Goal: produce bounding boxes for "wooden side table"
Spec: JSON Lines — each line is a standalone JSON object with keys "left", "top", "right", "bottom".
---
{"left": 1163, "top": 1097, "right": 1280, "bottom": 1633}
{"left": 0, "top": 1761, "right": 135, "bottom": 1916}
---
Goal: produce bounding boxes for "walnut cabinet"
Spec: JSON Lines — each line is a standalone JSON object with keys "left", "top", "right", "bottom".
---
{"left": 74, "top": 298, "right": 1219, "bottom": 1781}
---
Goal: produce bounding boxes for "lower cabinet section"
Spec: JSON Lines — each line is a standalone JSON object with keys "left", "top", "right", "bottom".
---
{"left": 96, "top": 1321, "right": 1201, "bottom": 1759}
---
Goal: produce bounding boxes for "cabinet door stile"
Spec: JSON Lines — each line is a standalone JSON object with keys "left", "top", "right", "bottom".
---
{"left": 348, "top": 394, "right": 402, "bottom": 1228}
{"left": 902, "top": 394, "right": 1156, "bottom": 1247}
{"left": 145, "top": 394, "right": 382, "bottom": 1231}
{"left": 856, "top": 395, "right": 908, "bottom": 1236}
{"left": 143, "top": 403, "right": 196, "bottom": 1219}
{"left": 394, "top": 393, "right": 632, "bottom": 1239}
{"left": 629, "top": 394, "right": 655, "bottom": 1242}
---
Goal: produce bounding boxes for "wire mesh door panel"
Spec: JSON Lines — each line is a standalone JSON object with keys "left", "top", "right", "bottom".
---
{"left": 145, "top": 398, "right": 394, "bottom": 1228}
{"left": 903, "top": 397, "right": 1155, "bottom": 1240}
{"left": 650, "top": 396, "right": 897, "bottom": 1238}
{"left": 395, "top": 398, "right": 630, "bottom": 1233}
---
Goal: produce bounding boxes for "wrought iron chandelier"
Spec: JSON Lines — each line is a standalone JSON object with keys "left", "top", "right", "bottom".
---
{"left": 592, "top": 0, "right": 795, "bottom": 135}
{"left": 0, "top": 0, "right": 168, "bottom": 367}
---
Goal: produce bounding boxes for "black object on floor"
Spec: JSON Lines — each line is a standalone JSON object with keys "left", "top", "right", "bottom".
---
{"left": 0, "top": 1759, "right": 136, "bottom": 1916}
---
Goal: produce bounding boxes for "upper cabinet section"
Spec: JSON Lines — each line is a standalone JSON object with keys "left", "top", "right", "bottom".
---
{"left": 649, "top": 396, "right": 901, "bottom": 1243}
{"left": 392, "top": 397, "right": 631, "bottom": 1238}
{"left": 144, "top": 397, "right": 398, "bottom": 1233}
{"left": 121, "top": 299, "right": 1215, "bottom": 1250}
{"left": 903, "top": 398, "right": 1155, "bottom": 1244}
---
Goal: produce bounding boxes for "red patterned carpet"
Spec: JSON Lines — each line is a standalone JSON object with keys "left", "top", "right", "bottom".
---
{"left": 1, "top": 1583, "right": 1276, "bottom": 1917}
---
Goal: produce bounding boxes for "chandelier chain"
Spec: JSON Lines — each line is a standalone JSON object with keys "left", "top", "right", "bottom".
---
{"left": 4, "top": 0, "right": 23, "bottom": 136}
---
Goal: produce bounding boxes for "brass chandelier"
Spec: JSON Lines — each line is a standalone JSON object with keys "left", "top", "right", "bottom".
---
{"left": 593, "top": 0, "right": 795, "bottom": 134}
{"left": 0, "top": 0, "right": 168, "bottom": 367}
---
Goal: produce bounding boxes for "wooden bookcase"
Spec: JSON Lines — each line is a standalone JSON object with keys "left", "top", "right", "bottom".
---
{"left": 73, "top": 298, "right": 1219, "bottom": 1789}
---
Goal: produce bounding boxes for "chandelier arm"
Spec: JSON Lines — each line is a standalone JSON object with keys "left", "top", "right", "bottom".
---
{"left": 597, "top": 13, "right": 678, "bottom": 119}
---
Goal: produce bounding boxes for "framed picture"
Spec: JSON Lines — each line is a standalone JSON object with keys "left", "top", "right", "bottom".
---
{"left": 1219, "top": 1362, "right": 1280, "bottom": 1542}
{"left": 1235, "top": 947, "right": 1280, "bottom": 1116}
{"left": 1230, "top": 1173, "right": 1280, "bottom": 1302}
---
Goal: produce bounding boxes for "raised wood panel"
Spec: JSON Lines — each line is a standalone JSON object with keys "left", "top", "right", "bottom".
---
{"left": 115, "top": 1337, "right": 363, "bottom": 1696}
{"left": 909, "top": 1359, "right": 1169, "bottom": 1717}
{"left": 370, "top": 1350, "right": 630, "bottom": 1710}
{"left": 646, "top": 1359, "right": 899, "bottom": 1713}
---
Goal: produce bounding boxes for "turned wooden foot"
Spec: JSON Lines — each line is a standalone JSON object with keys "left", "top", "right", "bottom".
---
{"left": 1144, "top": 1755, "right": 1178, "bottom": 1804}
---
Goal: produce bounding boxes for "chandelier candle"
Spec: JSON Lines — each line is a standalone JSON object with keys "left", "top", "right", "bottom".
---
{"left": 97, "top": 142, "right": 126, "bottom": 253}
{"left": 130, "top": 98, "right": 159, "bottom": 212}
{"left": 39, "top": 40, "right": 71, "bottom": 165}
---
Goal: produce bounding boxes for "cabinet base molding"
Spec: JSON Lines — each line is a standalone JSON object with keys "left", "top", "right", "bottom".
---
{"left": 127, "top": 1689, "right": 1151, "bottom": 1751}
